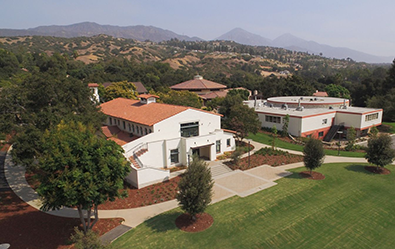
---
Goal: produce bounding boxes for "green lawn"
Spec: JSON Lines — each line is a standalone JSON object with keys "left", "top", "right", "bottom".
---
{"left": 112, "top": 163, "right": 395, "bottom": 248}
{"left": 248, "top": 132, "right": 365, "bottom": 158}
{"left": 382, "top": 122, "right": 395, "bottom": 133}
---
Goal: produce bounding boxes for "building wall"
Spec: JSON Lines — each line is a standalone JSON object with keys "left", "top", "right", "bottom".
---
{"left": 153, "top": 109, "right": 221, "bottom": 141}
{"left": 105, "top": 116, "right": 153, "bottom": 136}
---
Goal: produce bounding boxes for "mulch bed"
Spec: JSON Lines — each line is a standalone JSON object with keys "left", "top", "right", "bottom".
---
{"left": 364, "top": 166, "right": 391, "bottom": 175}
{"left": 26, "top": 172, "right": 182, "bottom": 210}
{"left": 0, "top": 190, "right": 123, "bottom": 249}
{"left": 98, "top": 177, "right": 181, "bottom": 209}
{"left": 299, "top": 171, "right": 325, "bottom": 180}
{"left": 175, "top": 213, "right": 214, "bottom": 233}
{"left": 227, "top": 153, "right": 304, "bottom": 170}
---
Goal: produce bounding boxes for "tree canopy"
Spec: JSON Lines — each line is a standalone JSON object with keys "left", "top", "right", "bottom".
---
{"left": 365, "top": 133, "right": 395, "bottom": 170}
{"left": 102, "top": 81, "right": 138, "bottom": 102}
{"left": 37, "top": 121, "right": 130, "bottom": 233}
{"left": 177, "top": 156, "right": 213, "bottom": 220}
{"left": 303, "top": 138, "right": 325, "bottom": 176}
{"left": 152, "top": 88, "right": 202, "bottom": 108}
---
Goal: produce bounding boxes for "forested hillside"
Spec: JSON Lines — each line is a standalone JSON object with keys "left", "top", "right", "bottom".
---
{"left": 0, "top": 35, "right": 394, "bottom": 120}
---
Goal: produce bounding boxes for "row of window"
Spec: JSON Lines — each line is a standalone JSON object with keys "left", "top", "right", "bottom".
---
{"left": 109, "top": 117, "right": 152, "bottom": 136}
{"left": 265, "top": 115, "right": 281, "bottom": 124}
{"left": 365, "top": 113, "right": 379, "bottom": 121}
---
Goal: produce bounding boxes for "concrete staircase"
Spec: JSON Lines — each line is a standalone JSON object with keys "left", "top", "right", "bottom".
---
{"left": 129, "top": 148, "right": 148, "bottom": 169}
{"left": 210, "top": 163, "right": 233, "bottom": 178}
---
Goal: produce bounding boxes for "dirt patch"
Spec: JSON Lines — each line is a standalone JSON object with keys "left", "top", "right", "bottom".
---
{"left": 25, "top": 173, "right": 181, "bottom": 210}
{"left": 0, "top": 190, "right": 123, "bottom": 249}
{"left": 364, "top": 166, "right": 391, "bottom": 175}
{"left": 175, "top": 213, "right": 214, "bottom": 233}
{"left": 299, "top": 171, "right": 325, "bottom": 180}
{"left": 98, "top": 176, "right": 181, "bottom": 210}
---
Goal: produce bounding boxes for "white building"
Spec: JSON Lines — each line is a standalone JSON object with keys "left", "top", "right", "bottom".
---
{"left": 246, "top": 96, "right": 382, "bottom": 141}
{"left": 100, "top": 95, "right": 236, "bottom": 188}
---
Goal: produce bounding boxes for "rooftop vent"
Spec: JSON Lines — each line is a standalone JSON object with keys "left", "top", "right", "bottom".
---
{"left": 329, "top": 106, "right": 333, "bottom": 109}
{"left": 282, "top": 103, "right": 288, "bottom": 110}
{"left": 194, "top": 75, "right": 203, "bottom": 80}
{"left": 296, "top": 106, "right": 304, "bottom": 111}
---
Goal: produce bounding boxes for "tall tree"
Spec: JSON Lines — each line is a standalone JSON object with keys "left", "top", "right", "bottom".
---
{"left": 281, "top": 114, "right": 290, "bottom": 137}
{"left": 303, "top": 138, "right": 325, "bottom": 177}
{"left": 0, "top": 71, "right": 105, "bottom": 168}
{"left": 37, "top": 121, "right": 130, "bottom": 233}
{"left": 177, "top": 156, "right": 213, "bottom": 220}
{"left": 103, "top": 81, "right": 138, "bottom": 102}
{"left": 152, "top": 88, "right": 202, "bottom": 109}
{"left": 365, "top": 133, "right": 395, "bottom": 171}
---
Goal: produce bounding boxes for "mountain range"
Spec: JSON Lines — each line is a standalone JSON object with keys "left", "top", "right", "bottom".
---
{"left": 0, "top": 22, "right": 392, "bottom": 63}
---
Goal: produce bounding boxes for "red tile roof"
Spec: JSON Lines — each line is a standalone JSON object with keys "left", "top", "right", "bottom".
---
{"left": 88, "top": 83, "right": 99, "bottom": 87}
{"left": 313, "top": 91, "right": 328, "bottom": 97}
{"left": 101, "top": 125, "right": 139, "bottom": 146}
{"left": 138, "top": 94, "right": 159, "bottom": 99}
{"left": 199, "top": 91, "right": 228, "bottom": 100}
{"left": 100, "top": 98, "right": 220, "bottom": 126}
{"left": 170, "top": 76, "right": 227, "bottom": 90}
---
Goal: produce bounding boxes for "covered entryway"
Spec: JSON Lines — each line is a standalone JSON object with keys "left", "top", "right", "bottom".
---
{"left": 191, "top": 144, "right": 213, "bottom": 161}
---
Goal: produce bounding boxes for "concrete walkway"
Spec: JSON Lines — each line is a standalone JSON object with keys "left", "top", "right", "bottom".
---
{"left": 3, "top": 142, "right": 373, "bottom": 243}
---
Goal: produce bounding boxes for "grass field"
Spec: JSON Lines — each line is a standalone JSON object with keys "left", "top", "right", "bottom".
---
{"left": 247, "top": 132, "right": 366, "bottom": 158}
{"left": 112, "top": 163, "right": 395, "bottom": 248}
{"left": 382, "top": 122, "right": 395, "bottom": 133}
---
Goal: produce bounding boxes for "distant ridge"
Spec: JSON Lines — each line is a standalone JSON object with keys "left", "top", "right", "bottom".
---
{"left": 216, "top": 28, "right": 272, "bottom": 46}
{"left": 216, "top": 28, "right": 393, "bottom": 64}
{"left": 0, "top": 22, "right": 203, "bottom": 42}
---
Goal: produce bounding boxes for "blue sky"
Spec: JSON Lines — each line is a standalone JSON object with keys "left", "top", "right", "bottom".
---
{"left": 2, "top": 0, "right": 395, "bottom": 56}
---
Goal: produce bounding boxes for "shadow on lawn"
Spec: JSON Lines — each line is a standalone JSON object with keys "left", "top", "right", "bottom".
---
{"left": 345, "top": 164, "right": 375, "bottom": 174}
{"left": 145, "top": 211, "right": 182, "bottom": 233}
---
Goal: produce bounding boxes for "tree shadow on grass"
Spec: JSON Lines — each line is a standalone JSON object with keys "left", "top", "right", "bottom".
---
{"left": 283, "top": 171, "right": 303, "bottom": 180}
{"left": 144, "top": 211, "right": 182, "bottom": 233}
{"left": 345, "top": 164, "right": 375, "bottom": 175}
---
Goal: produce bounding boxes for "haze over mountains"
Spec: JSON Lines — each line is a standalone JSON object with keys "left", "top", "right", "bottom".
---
{"left": 0, "top": 22, "right": 392, "bottom": 63}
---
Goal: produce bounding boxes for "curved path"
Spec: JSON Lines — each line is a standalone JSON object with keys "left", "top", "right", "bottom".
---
{"left": 3, "top": 142, "right": 373, "bottom": 242}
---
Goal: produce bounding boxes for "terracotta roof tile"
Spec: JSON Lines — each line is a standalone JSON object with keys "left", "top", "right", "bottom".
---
{"left": 199, "top": 91, "right": 228, "bottom": 100}
{"left": 101, "top": 125, "right": 139, "bottom": 146}
{"left": 313, "top": 91, "right": 329, "bottom": 97}
{"left": 102, "top": 82, "right": 148, "bottom": 94}
{"left": 88, "top": 83, "right": 99, "bottom": 87}
{"left": 170, "top": 78, "right": 227, "bottom": 90}
{"left": 100, "top": 98, "right": 220, "bottom": 126}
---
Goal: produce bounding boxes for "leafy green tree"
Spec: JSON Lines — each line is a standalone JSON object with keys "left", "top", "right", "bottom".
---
{"left": 153, "top": 88, "right": 202, "bottom": 108}
{"left": 271, "top": 126, "right": 278, "bottom": 150}
{"left": 365, "top": 133, "right": 395, "bottom": 171}
{"left": 219, "top": 94, "right": 260, "bottom": 141}
{"left": 325, "top": 84, "right": 351, "bottom": 99}
{"left": 281, "top": 114, "right": 290, "bottom": 137}
{"left": 303, "top": 138, "right": 325, "bottom": 177}
{"left": 37, "top": 121, "right": 130, "bottom": 233}
{"left": 227, "top": 88, "right": 250, "bottom": 100}
{"left": 345, "top": 126, "right": 356, "bottom": 151}
{"left": 0, "top": 71, "right": 105, "bottom": 168}
{"left": 70, "top": 227, "right": 109, "bottom": 249}
{"left": 177, "top": 156, "right": 214, "bottom": 220}
{"left": 369, "top": 126, "right": 379, "bottom": 138}
{"left": 103, "top": 81, "right": 138, "bottom": 102}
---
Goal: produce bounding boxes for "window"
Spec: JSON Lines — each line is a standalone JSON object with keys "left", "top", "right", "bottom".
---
{"left": 322, "top": 119, "right": 327, "bottom": 125}
{"left": 180, "top": 122, "right": 199, "bottom": 137}
{"left": 216, "top": 140, "right": 221, "bottom": 154}
{"left": 128, "top": 123, "right": 131, "bottom": 132}
{"left": 149, "top": 129, "right": 152, "bottom": 133}
{"left": 144, "top": 128, "right": 148, "bottom": 135}
{"left": 365, "top": 113, "right": 379, "bottom": 121}
{"left": 123, "top": 121, "right": 126, "bottom": 129}
{"left": 140, "top": 127, "right": 143, "bottom": 135}
{"left": 265, "top": 115, "right": 281, "bottom": 123}
{"left": 109, "top": 117, "right": 113, "bottom": 125}
{"left": 227, "top": 138, "right": 231, "bottom": 147}
{"left": 318, "top": 131, "right": 324, "bottom": 137}
{"left": 117, "top": 119, "right": 120, "bottom": 126}
{"left": 170, "top": 149, "right": 179, "bottom": 164}
{"left": 132, "top": 124, "right": 135, "bottom": 133}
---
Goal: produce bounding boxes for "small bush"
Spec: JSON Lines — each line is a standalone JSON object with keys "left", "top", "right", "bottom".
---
{"left": 70, "top": 227, "right": 109, "bottom": 249}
